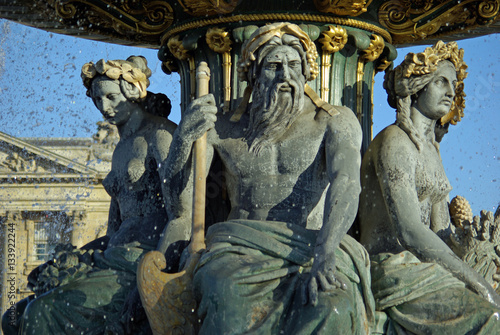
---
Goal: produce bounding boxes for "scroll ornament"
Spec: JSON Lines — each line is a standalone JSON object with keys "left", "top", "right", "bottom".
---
{"left": 314, "top": 0, "right": 373, "bottom": 16}
{"left": 379, "top": 0, "right": 500, "bottom": 44}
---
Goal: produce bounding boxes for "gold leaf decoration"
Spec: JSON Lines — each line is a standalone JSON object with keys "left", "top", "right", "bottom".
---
{"left": 314, "top": 0, "right": 373, "bottom": 16}
{"left": 361, "top": 34, "right": 385, "bottom": 62}
{"left": 319, "top": 25, "right": 348, "bottom": 54}
{"left": 450, "top": 195, "right": 474, "bottom": 228}
{"left": 206, "top": 27, "right": 232, "bottom": 53}
{"left": 379, "top": 0, "right": 500, "bottom": 44}
{"left": 167, "top": 35, "right": 190, "bottom": 61}
{"left": 376, "top": 59, "right": 393, "bottom": 72}
{"left": 178, "top": 0, "right": 240, "bottom": 16}
{"left": 51, "top": 0, "right": 174, "bottom": 42}
{"left": 81, "top": 59, "right": 150, "bottom": 99}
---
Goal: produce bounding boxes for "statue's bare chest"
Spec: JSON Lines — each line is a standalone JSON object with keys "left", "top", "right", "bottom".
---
{"left": 215, "top": 123, "right": 326, "bottom": 180}
{"left": 104, "top": 135, "right": 152, "bottom": 196}
{"left": 415, "top": 146, "right": 451, "bottom": 204}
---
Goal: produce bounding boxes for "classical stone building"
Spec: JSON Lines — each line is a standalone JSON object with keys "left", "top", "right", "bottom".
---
{"left": 0, "top": 127, "right": 116, "bottom": 320}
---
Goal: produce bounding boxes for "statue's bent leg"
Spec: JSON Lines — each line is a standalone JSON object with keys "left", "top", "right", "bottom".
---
{"left": 282, "top": 273, "right": 358, "bottom": 335}
{"left": 386, "top": 287, "right": 500, "bottom": 335}
{"left": 372, "top": 252, "right": 500, "bottom": 335}
{"left": 282, "top": 240, "right": 374, "bottom": 335}
{"left": 19, "top": 268, "right": 135, "bottom": 335}
{"left": 194, "top": 251, "right": 295, "bottom": 335}
{"left": 1, "top": 295, "right": 33, "bottom": 335}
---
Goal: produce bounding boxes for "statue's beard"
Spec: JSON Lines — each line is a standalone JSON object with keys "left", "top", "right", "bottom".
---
{"left": 246, "top": 79, "right": 304, "bottom": 155}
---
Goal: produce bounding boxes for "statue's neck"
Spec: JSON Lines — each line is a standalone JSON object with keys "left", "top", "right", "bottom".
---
{"left": 117, "top": 107, "right": 145, "bottom": 139}
{"left": 410, "top": 106, "right": 437, "bottom": 144}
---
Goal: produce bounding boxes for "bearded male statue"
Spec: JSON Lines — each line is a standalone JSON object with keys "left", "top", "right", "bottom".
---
{"left": 159, "top": 23, "right": 375, "bottom": 334}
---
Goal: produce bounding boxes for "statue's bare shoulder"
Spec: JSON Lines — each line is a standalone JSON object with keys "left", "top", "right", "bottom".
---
{"left": 369, "top": 124, "right": 418, "bottom": 171}
{"left": 319, "top": 104, "right": 362, "bottom": 152}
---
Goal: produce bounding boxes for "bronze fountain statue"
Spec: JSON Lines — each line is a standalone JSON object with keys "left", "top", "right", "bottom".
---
{"left": 1, "top": 1, "right": 500, "bottom": 334}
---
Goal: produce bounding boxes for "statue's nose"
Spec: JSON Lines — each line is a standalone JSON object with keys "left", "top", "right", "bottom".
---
{"left": 102, "top": 98, "right": 112, "bottom": 111}
{"left": 281, "top": 64, "right": 291, "bottom": 80}
{"left": 445, "top": 82, "right": 455, "bottom": 98}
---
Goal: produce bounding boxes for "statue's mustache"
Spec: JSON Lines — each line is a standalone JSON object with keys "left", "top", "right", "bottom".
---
{"left": 265, "top": 79, "right": 300, "bottom": 110}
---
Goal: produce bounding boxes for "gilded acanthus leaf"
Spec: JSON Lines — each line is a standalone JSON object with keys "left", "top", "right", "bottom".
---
{"left": 319, "top": 25, "right": 348, "bottom": 54}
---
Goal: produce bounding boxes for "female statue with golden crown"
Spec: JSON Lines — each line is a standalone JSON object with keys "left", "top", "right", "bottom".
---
{"left": 2, "top": 56, "right": 188, "bottom": 335}
{"left": 359, "top": 41, "right": 500, "bottom": 334}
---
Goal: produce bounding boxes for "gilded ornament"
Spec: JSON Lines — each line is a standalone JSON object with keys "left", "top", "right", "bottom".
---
{"left": 478, "top": 0, "right": 500, "bottom": 20}
{"left": 52, "top": 0, "right": 174, "bottom": 38}
{"left": 361, "top": 34, "right": 385, "bottom": 62}
{"left": 376, "top": 59, "right": 392, "bottom": 72}
{"left": 205, "top": 27, "right": 233, "bottom": 112}
{"left": 167, "top": 35, "right": 190, "bottom": 61}
{"left": 450, "top": 195, "right": 474, "bottom": 228}
{"left": 319, "top": 26, "right": 348, "bottom": 54}
{"left": 379, "top": 0, "right": 500, "bottom": 44}
{"left": 206, "top": 27, "right": 232, "bottom": 53}
{"left": 178, "top": 0, "right": 240, "bottom": 16}
{"left": 318, "top": 26, "right": 346, "bottom": 101}
{"left": 314, "top": 0, "right": 373, "bottom": 16}
{"left": 160, "top": 13, "right": 392, "bottom": 45}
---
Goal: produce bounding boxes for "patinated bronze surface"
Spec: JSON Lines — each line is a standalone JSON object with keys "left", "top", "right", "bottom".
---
{"left": 2, "top": 56, "right": 181, "bottom": 335}
{"left": 2, "top": 9, "right": 499, "bottom": 332}
{"left": 359, "top": 42, "right": 500, "bottom": 334}
{"left": 151, "top": 23, "right": 375, "bottom": 334}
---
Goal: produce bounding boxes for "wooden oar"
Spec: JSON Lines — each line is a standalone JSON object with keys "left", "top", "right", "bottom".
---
{"left": 137, "top": 62, "right": 211, "bottom": 335}
{"left": 190, "top": 61, "right": 210, "bottom": 254}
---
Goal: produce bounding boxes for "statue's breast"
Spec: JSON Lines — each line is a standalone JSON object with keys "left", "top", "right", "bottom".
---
{"left": 103, "top": 170, "right": 119, "bottom": 198}
{"left": 106, "top": 136, "right": 156, "bottom": 199}
{"left": 414, "top": 149, "right": 452, "bottom": 204}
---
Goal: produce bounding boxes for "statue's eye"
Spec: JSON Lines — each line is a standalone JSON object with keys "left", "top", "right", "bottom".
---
{"left": 435, "top": 77, "right": 448, "bottom": 86}
{"left": 289, "top": 61, "right": 300, "bottom": 68}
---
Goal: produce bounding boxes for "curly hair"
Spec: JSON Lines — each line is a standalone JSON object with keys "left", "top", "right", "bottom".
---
{"left": 384, "top": 41, "right": 468, "bottom": 150}
{"left": 82, "top": 56, "right": 152, "bottom": 100}
{"left": 82, "top": 56, "right": 171, "bottom": 118}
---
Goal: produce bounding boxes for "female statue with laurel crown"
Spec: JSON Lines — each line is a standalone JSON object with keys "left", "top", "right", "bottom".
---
{"left": 2, "top": 56, "right": 188, "bottom": 335}
{"left": 359, "top": 42, "right": 500, "bottom": 334}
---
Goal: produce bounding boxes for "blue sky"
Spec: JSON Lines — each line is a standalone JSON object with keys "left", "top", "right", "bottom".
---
{"left": 0, "top": 19, "right": 498, "bottom": 215}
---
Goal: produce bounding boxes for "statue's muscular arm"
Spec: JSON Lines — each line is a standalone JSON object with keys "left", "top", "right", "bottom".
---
{"left": 302, "top": 107, "right": 362, "bottom": 306}
{"left": 157, "top": 95, "right": 217, "bottom": 255}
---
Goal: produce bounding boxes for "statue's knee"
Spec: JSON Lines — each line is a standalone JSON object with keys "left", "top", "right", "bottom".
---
{"left": 198, "top": 267, "right": 232, "bottom": 296}
{"left": 23, "top": 294, "right": 53, "bottom": 321}
{"left": 2, "top": 305, "right": 19, "bottom": 335}
{"left": 1, "top": 295, "right": 32, "bottom": 335}
{"left": 317, "top": 290, "right": 355, "bottom": 319}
